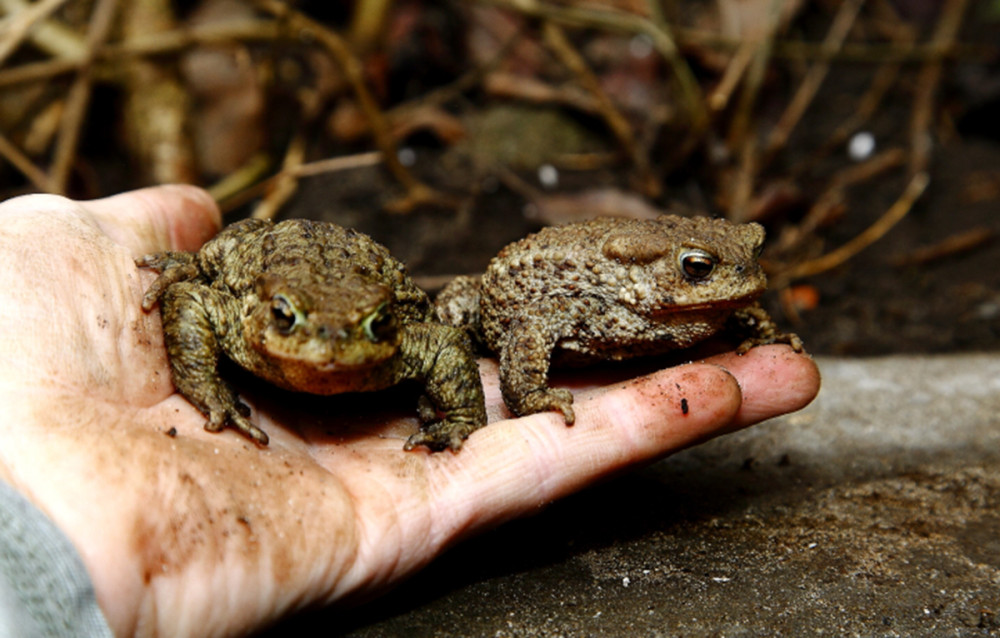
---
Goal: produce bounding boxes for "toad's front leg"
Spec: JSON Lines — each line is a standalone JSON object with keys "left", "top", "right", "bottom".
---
{"left": 159, "top": 282, "right": 270, "bottom": 445}
{"left": 136, "top": 251, "right": 202, "bottom": 311}
{"left": 397, "top": 322, "right": 487, "bottom": 452}
{"left": 496, "top": 307, "right": 575, "bottom": 425}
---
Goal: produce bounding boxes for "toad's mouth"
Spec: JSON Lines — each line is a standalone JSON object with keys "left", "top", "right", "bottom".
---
{"left": 259, "top": 345, "right": 396, "bottom": 371}
{"left": 648, "top": 293, "right": 762, "bottom": 316}
{"left": 313, "top": 357, "right": 391, "bottom": 372}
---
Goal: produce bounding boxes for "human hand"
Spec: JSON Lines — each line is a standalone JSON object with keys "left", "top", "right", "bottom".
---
{"left": 0, "top": 186, "right": 819, "bottom": 637}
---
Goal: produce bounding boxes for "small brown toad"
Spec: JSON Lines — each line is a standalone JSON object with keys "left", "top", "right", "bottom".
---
{"left": 436, "top": 215, "right": 802, "bottom": 424}
{"left": 138, "top": 218, "right": 486, "bottom": 451}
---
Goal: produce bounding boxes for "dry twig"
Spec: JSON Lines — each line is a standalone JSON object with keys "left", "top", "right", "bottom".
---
{"left": 777, "top": 147, "right": 908, "bottom": 252}
{"left": 207, "top": 153, "right": 271, "bottom": 206}
{"left": 120, "top": 0, "right": 197, "bottom": 185}
{"left": 476, "top": 0, "right": 708, "bottom": 133}
{"left": 292, "top": 151, "right": 383, "bottom": 178}
{"left": 348, "top": 0, "right": 393, "bottom": 52}
{"left": 761, "top": 0, "right": 866, "bottom": 165}
{"left": 255, "top": 0, "right": 452, "bottom": 212}
{"left": 48, "top": 0, "right": 119, "bottom": 194}
{"left": 215, "top": 152, "right": 383, "bottom": 215}
{"left": 0, "top": 10, "right": 985, "bottom": 89}
{"left": 797, "top": 64, "right": 903, "bottom": 178}
{"left": 252, "top": 132, "right": 306, "bottom": 221}
{"left": 789, "top": 1, "right": 915, "bottom": 179}
{"left": 909, "top": 0, "right": 969, "bottom": 177}
{"left": 0, "top": 0, "right": 84, "bottom": 58}
{"left": 541, "top": 21, "right": 660, "bottom": 198}
{"left": 725, "top": 0, "right": 787, "bottom": 220}
{"left": 481, "top": 71, "right": 596, "bottom": 112}
{"left": 728, "top": 132, "right": 759, "bottom": 223}
{"left": 0, "top": 0, "right": 71, "bottom": 66}
{"left": 708, "top": 38, "right": 756, "bottom": 112}
{"left": 725, "top": 1, "right": 783, "bottom": 154}
{"left": 0, "top": 132, "right": 48, "bottom": 189}
{"left": 677, "top": 25, "right": 989, "bottom": 63}
{"left": 0, "top": 19, "right": 281, "bottom": 91}
{"left": 390, "top": 26, "right": 526, "bottom": 120}
{"left": 772, "top": 172, "right": 929, "bottom": 287}
{"left": 890, "top": 227, "right": 995, "bottom": 267}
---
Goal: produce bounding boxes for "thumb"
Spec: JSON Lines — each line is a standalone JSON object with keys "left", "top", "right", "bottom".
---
{"left": 83, "top": 184, "right": 221, "bottom": 255}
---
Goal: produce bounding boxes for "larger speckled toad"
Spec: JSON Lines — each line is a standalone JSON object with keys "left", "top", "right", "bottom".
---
{"left": 138, "top": 218, "right": 486, "bottom": 451}
{"left": 436, "top": 215, "right": 802, "bottom": 423}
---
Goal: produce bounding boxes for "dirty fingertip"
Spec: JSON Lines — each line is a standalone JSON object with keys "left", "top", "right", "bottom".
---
{"left": 707, "top": 346, "right": 821, "bottom": 429}
{"left": 594, "top": 362, "right": 745, "bottom": 452}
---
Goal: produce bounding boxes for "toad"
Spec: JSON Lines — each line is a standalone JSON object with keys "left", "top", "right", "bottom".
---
{"left": 138, "top": 218, "right": 486, "bottom": 451}
{"left": 436, "top": 215, "right": 802, "bottom": 424}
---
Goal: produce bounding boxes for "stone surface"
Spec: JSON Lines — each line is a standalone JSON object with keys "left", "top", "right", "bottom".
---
{"left": 267, "top": 355, "right": 1000, "bottom": 636}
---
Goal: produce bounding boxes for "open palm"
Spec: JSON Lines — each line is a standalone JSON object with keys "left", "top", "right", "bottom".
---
{"left": 0, "top": 186, "right": 819, "bottom": 637}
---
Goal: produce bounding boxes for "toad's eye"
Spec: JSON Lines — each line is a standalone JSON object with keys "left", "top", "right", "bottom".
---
{"left": 680, "top": 249, "right": 717, "bottom": 281}
{"left": 362, "top": 302, "right": 395, "bottom": 343}
{"left": 271, "top": 294, "right": 299, "bottom": 334}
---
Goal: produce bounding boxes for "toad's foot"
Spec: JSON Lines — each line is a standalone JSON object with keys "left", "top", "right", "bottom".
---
{"left": 508, "top": 387, "right": 576, "bottom": 425}
{"left": 736, "top": 331, "right": 804, "bottom": 355}
{"left": 136, "top": 251, "right": 202, "bottom": 311}
{"left": 159, "top": 281, "right": 270, "bottom": 446}
{"left": 730, "top": 303, "right": 805, "bottom": 355}
{"left": 398, "top": 323, "right": 487, "bottom": 451}
{"left": 404, "top": 417, "right": 482, "bottom": 452}
{"left": 203, "top": 397, "right": 270, "bottom": 446}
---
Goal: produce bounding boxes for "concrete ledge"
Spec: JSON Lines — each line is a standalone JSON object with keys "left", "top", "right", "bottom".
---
{"left": 305, "top": 355, "right": 1000, "bottom": 636}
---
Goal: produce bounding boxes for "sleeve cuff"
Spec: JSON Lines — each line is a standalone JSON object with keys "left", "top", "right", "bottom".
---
{"left": 0, "top": 480, "right": 113, "bottom": 637}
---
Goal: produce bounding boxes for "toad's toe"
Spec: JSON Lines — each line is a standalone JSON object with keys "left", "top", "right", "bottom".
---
{"left": 513, "top": 387, "right": 575, "bottom": 425}
{"left": 404, "top": 418, "right": 481, "bottom": 452}
{"left": 203, "top": 405, "right": 269, "bottom": 445}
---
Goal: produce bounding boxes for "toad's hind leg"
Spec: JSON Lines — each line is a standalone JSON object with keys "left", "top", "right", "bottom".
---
{"left": 160, "top": 283, "right": 269, "bottom": 445}
{"left": 434, "top": 275, "right": 487, "bottom": 350}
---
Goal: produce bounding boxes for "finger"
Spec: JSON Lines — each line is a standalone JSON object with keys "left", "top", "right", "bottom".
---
{"left": 83, "top": 184, "right": 221, "bottom": 255}
{"left": 430, "top": 363, "right": 743, "bottom": 535}
{"left": 702, "top": 345, "right": 820, "bottom": 430}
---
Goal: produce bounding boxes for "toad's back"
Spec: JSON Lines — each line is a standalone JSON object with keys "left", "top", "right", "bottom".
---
{"left": 477, "top": 215, "right": 769, "bottom": 356}
{"left": 199, "top": 218, "right": 430, "bottom": 322}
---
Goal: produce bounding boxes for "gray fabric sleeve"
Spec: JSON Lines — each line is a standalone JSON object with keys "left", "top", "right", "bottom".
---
{"left": 0, "top": 480, "right": 114, "bottom": 638}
